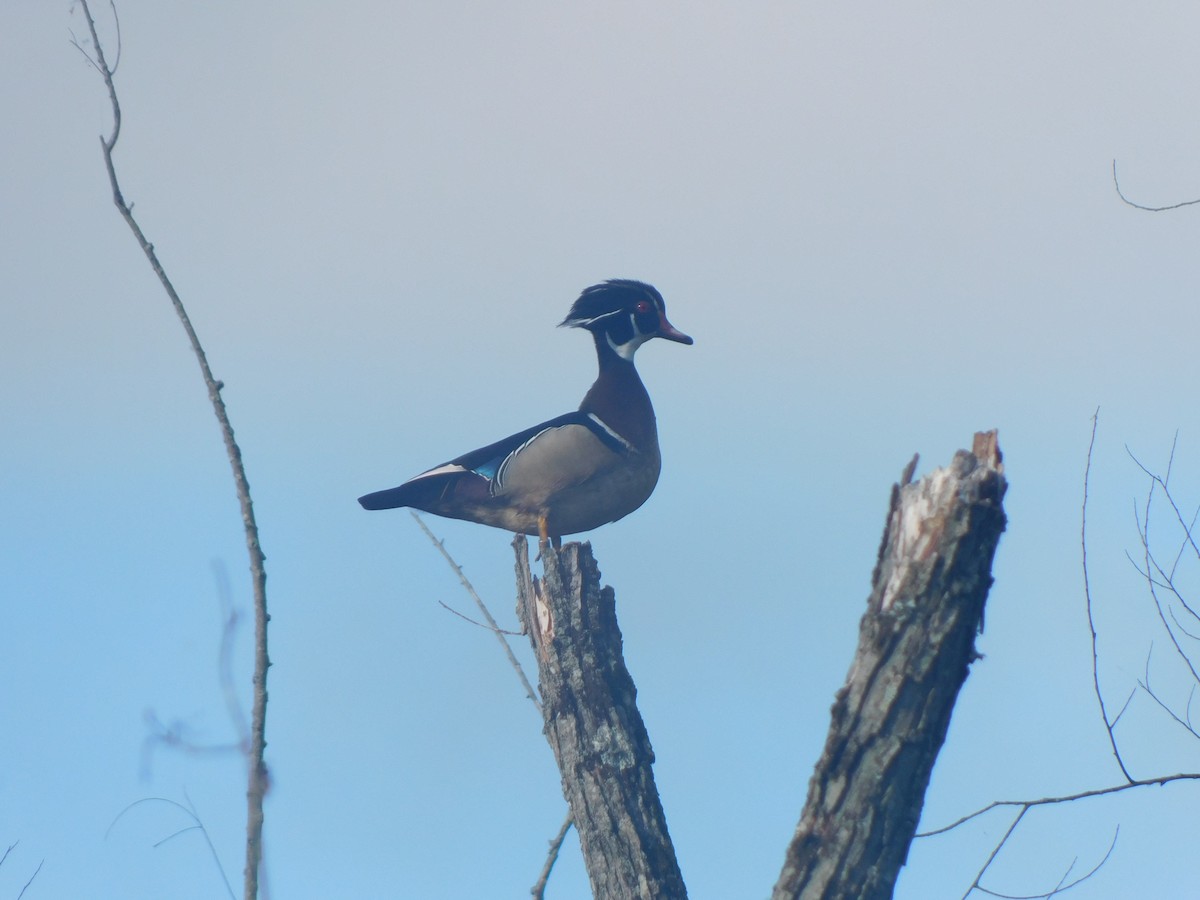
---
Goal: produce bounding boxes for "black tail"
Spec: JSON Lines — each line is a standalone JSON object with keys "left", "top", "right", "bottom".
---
{"left": 358, "top": 473, "right": 462, "bottom": 511}
{"left": 357, "top": 486, "right": 413, "bottom": 510}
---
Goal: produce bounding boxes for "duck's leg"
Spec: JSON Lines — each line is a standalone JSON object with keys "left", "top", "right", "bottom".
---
{"left": 537, "top": 514, "right": 562, "bottom": 553}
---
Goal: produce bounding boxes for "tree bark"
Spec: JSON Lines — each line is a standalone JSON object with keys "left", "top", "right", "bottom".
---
{"left": 772, "top": 431, "right": 1007, "bottom": 900}
{"left": 514, "top": 538, "right": 687, "bottom": 900}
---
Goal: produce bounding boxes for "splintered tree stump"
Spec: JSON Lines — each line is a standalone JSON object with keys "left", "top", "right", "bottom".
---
{"left": 514, "top": 539, "right": 687, "bottom": 900}
{"left": 509, "top": 432, "right": 1005, "bottom": 900}
{"left": 772, "top": 431, "right": 1007, "bottom": 900}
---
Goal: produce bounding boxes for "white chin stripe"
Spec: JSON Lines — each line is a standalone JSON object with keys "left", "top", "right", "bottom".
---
{"left": 606, "top": 330, "right": 651, "bottom": 360}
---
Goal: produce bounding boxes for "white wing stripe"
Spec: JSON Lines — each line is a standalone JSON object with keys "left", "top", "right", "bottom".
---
{"left": 413, "top": 463, "right": 470, "bottom": 480}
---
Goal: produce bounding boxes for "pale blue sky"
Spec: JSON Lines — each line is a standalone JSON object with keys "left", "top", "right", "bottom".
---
{"left": 5, "top": 2, "right": 1200, "bottom": 897}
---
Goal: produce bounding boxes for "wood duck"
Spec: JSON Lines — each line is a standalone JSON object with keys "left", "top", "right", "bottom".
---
{"left": 358, "top": 279, "right": 692, "bottom": 544}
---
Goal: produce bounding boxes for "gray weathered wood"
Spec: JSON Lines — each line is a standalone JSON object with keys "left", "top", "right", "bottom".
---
{"left": 514, "top": 539, "right": 688, "bottom": 900}
{"left": 771, "top": 431, "right": 1008, "bottom": 900}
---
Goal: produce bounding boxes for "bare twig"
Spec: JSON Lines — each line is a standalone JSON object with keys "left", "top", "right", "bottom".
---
{"left": 530, "top": 811, "right": 573, "bottom": 900}
{"left": 1134, "top": 589, "right": 1200, "bottom": 743}
{"left": 1128, "top": 440, "right": 1200, "bottom": 563}
{"left": 1137, "top": 674, "right": 1200, "bottom": 741}
{"left": 412, "top": 512, "right": 541, "bottom": 712}
{"left": 1128, "top": 452, "right": 1200, "bottom": 691}
{"left": 435, "top": 600, "right": 523, "bottom": 635}
{"left": 1108, "top": 685, "right": 1136, "bottom": 729}
{"left": 16, "top": 858, "right": 43, "bottom": 900}
{"left": 1, "top": 842, "right": 43, "bottom": 900}
{"left": 970, "top": 827, "right": 1118, "bottom": 899}
{"left": 1128, "top": 444, "right": 1200, "bottom": 629}
{"left": 1168, "top": 604, "right": 1200, "bottom": 639}
{"left": 919, "top": 773, "right": 1200, "bottom": 837}
{"left": 1112, "top": 159, "right": 1200, "bottom": 212}
{"left": 106, "top": 794, "right": 236, "bottom": 900}
{"left": 413, "top": 518, "right": 573, "bottom": 895}
{"left": 1082, "top": 410, "right": 1134, "bottom": 781}
{"left": 961, "top": 806, "right": 1026, "bottom": 900}
{"left": 75, "top": 4, "right": 270, "bottom": 896}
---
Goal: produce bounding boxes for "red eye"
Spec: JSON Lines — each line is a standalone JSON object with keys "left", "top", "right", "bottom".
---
{"left": 635, "top": 300, "right": 652, "bottom": 313}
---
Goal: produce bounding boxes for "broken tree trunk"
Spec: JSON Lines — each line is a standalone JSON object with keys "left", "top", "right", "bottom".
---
{"left": 772, "top": 431, "right": 1007, "bottom": 900}
{"left": 514, "top": 538, "right": 688, "bottom": 900}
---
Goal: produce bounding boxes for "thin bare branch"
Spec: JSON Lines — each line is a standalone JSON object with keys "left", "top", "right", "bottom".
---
{"left": 919, "top": 773, "right": 1200, "bottom": 838}
{"left": 75, "top": 4, "right": 270, "bottom": 895}
{"left": 69, "top": 32, "right": 107, "bottom": 77}
{"left": 436, "top": 600, "right": 523, "bottom": 635}
{"left": 1112, "top": 159, "right": 1200, "bottom": 212}
{"left": 971, "top": 827, "right": 1118, "bottom": 899}
{"left": 1082, "top": 411, "right": 1134, "bottom": 781}
{"left": 1137, "top": 642, "right": 1200, "bottom": 740}
{"left": 16, "top": 858, "right": 43, "bottom": 900}
{"left": 412, "top": 512, "right": 541, "bottom": 712}
{"left": 106, "top": 0, "right": 121, "bottom": 73}
{"left": 154, "top": 825, "right": 204, "bottom": 848}
{"left": 530, "top": 811, "right": 573, "bottom": 900}
{"left": 1123, "top": 547, "right": 1163, "bottom": 586}
{"left": 1108, "top": 685, "right": 1136, "bottom": 729}
{"left": 1047, "top": 853, "right": 1080, "bottom": 898}
{"left": 1128, "top": 446, "right": 1200, "bottom": 562}
{"left": 106, "top": 794, "right": 236, "bottom": 900}
{"left": 1168, "top": 604, "right": 1200, "bottom": 640}
{"left": 1137, "top": 676, "right": 1200, "bottom": 741}
{"left": 961, "top": 807, "right": 1026, "bottom": 900}
{"left": 1131, "top": 471, "right": 1200, "bottom": 691}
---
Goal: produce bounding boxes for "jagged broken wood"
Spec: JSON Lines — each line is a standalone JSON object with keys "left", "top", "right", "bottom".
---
{"left": 510, "top": 432, "right": 1005, "bottom": 900}
{"left": 514, "top": 538, "right": 687, "bottom": 900}
{"left": 772, "top": 431, "right": 1007, "bottom": 900}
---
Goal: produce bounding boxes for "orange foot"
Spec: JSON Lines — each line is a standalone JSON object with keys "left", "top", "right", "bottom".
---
{"left": 537, "top": 514, "right": 562, "bottom": 552}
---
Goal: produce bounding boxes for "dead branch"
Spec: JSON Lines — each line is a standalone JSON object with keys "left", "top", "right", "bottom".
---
{"left": 16, "top": 858, "right": 43, "bottom": 900}
{"left": 75, "top": 4, "right": 270, "bottom": 897}
{"left": 413, "top": 512, "right": 541, "bottom": 710}
{"left": 1112, "top": 160, "right": 1200, "bottom": 212}
{"left": 772, "top": 431, "right": 1007, "bottom": 900}
{"left": 514, "top": 538, "right": 687, "bottom": 899}
{"left": 967, "top": 826, "right": 1117, "bottom": 900}
{"left": 105, "top": 794, "right": 236, "bottom": 899}
{"left": 1083, "top": 410, "right": 1134, "bottom": 781}
{"left": 531, "top": 811, "right": 574, "bottom": 900}
{"left": 919, "top": 773, "right": 1200, "bottom": 838}
{"left": 418, "top": 516, "right": 575, "bottom": 894}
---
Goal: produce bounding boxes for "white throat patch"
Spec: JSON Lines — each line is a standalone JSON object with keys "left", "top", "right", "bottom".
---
{"left": 605, "top": 312, "right": 654, "bottom": 360}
